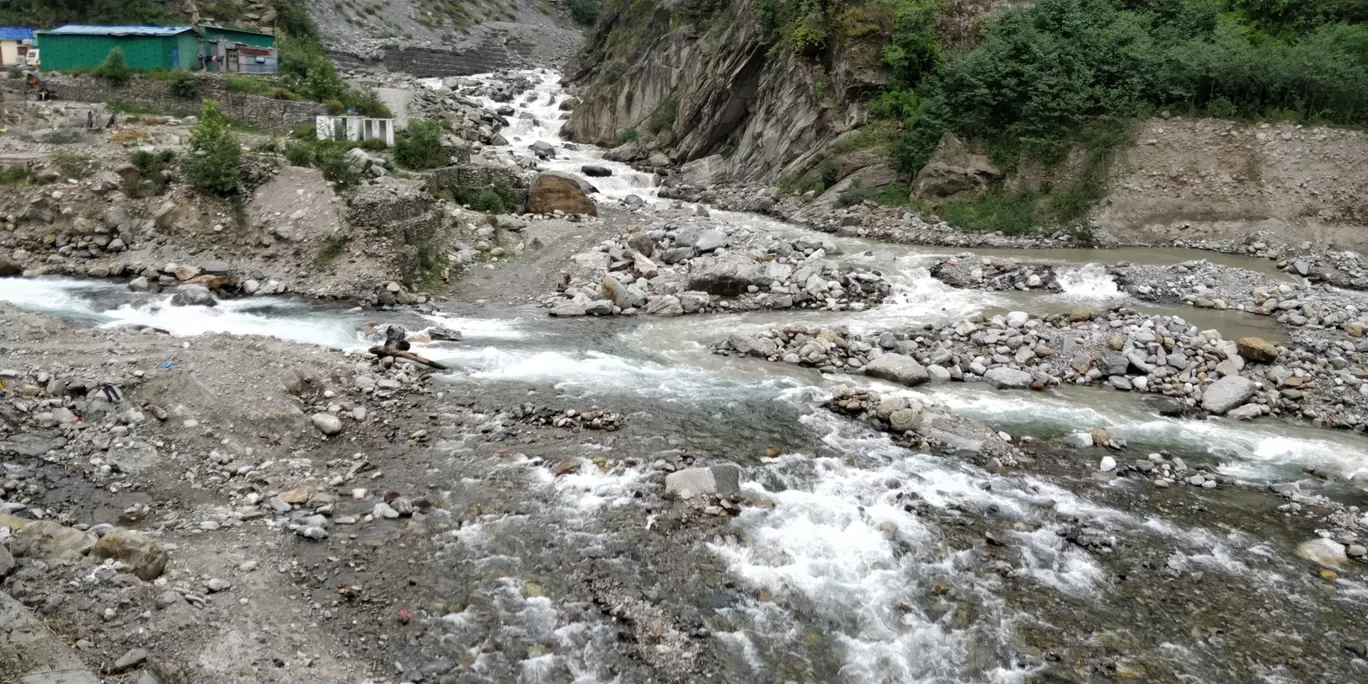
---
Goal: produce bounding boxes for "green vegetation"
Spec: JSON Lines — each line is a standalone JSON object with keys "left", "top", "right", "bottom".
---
{"left": 0, "top": 0, "right": 171, "bottom": 25}
{"left": 165, "top": 71, "right": 203, "bottom": 98}
{"left": 450, "top": 184, "right": 522, "bottom": 213}
{"left": 617, "top": 127, "right": 639, "bottom": 144}
{"left": 51, "top": 153, "right": 93, "bottom": 179}
{"left": 648, "top": 97, "right": 677, "bottom": 133}
{"left": 182, "top": 100, "right": 242, "bottom": 196}
{"left": 7, "top": 68, "right": 22, "bottom": 80}
{"left": 93, "top": 48, "right": 133, "bottom": 87}
{"left": 126, "top": 150, "right": 176, "bottom": 198}
{"left": 0, "top": 165, "right": 31, "bottom": 185}
{"left": 777, "top": 157, "right": 840, "bottom": 195}
{"left": 394, "top": 118, "right": 448, "bottom": 170}
{"left": 317, "top": 232, "right": 351, "bottom": 264}
{"left": 744, "top": 0, "right": 1368, "bottom": 233}
{"left": 569, "top": 0, "right": 602, "bottom": 25}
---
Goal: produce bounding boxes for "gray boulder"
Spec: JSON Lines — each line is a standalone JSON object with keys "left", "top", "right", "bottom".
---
{"left": 665, "top": 464, "right": 742, "bottom": 498}
{"left": 687, "top": 255, "right": 769, "bottom": 296}
{"left": 1201, "top": 376, "right": 1257, "bottom": 415}
{"left": 170, "top": 284, "right": 216, "bottom": 307}
{"left": 984, "top": 367, "right": 1033, "bottom": 390}
{"left": 863, "top": 353, "right": 929, "bottom": 387}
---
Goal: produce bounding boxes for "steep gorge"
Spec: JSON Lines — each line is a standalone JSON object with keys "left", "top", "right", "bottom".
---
{"left": 561, "top": 0, "right": 891, "bottom": 184}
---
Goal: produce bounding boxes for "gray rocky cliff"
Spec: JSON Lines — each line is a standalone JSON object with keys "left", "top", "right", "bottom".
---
{"left": 561, "top": 0, "right": 884, "bottom": 184}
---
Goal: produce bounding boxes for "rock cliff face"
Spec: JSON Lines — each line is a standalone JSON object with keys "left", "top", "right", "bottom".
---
{"left": 562, "top": 0, "right": 885, "bottom": 184}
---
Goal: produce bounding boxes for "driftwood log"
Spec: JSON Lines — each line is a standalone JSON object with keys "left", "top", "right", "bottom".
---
{"left": 368, "top": 346, "right": 449, "bottom": 370}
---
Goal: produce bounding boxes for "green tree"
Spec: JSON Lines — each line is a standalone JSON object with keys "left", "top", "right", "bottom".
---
{"left": 394, "top": 119, "right": 448, "bottom": 170}
{"left": 93, "top": 48, "right": 134, "bottom": 87}
{"left": 181, "top": 100, "right": 242, "bottom": 196}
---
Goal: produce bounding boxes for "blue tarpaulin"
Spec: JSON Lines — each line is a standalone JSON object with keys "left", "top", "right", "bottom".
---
{"left": 0, "top": 26, "right": 35, "bottom": 41}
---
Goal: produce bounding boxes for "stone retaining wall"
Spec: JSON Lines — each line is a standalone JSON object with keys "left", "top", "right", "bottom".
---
{"left": 333, "top": 35, "right": 533, "bottom": 78}
{"left": 1, "top": 76, "right": 326, "bottom": 130}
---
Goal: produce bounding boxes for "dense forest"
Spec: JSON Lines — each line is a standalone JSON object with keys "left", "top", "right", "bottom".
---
{"left": 750, "top": 0, "right": 1368, "bottom": 229}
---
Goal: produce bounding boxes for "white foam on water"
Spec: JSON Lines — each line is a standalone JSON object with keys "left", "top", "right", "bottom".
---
{"left": 421, "top": 311, "right": 530, "bottom": 340}
{"left": 705, "top": 412, "right": 1102, "bottom": 681}
{"left": 0, "top": 276, "right": 108, "bottom": 316}
{"left": 99, "top": 297, "right": 370, "bottom": 349}
{"left": 933, "top": 385, "right": 1368, "bottom": 481}
{"left": 451, "top": 70, "right": 658, "bottom": 203}
{"left": 854, "top": 263, "right": 1003, "bottom": 331}
{"left": 1056, "top": 263, "right": 1121, "bottom": 299}
{"left": 433, "top": 345, "right": 802, "bottom": 400}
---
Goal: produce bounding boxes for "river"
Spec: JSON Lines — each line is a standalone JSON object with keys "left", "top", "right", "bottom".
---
{"left": 2, "top": 70, "right": 1366, "bottom": 683}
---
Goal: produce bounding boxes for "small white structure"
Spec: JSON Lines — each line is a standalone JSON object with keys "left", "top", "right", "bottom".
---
{"left": 315, "top": 116, "right": 396, "bottom": 147}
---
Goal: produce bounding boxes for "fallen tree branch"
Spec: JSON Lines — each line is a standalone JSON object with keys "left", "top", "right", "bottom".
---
{"left": 368, "top": 346, "right": 450, "bottom": 370}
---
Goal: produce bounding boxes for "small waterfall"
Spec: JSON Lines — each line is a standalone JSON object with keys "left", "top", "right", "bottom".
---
{"left": 1056, "top": 262, "right": 1120, "bottom": 298}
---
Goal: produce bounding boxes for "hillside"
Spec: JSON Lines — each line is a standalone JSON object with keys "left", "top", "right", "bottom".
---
{"left": 563, "top": 0, "right": 1368, "bottom": 237}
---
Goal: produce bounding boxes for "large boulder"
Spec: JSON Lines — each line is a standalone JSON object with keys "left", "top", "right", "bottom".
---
{"left": 529, "top": 140, "right": 557, "bottom": 159}
{"left": 12, "top": 520, "right": 97, "bottom": 561}
{"left": 686, "top": 254, "right": 769, "bottom": 295}
{"left": 984, "top": 367, "right": 1033, "bottom": 390}
{"left": 91, "top": 529, "right": 169, "bottom": 581}
{"left": 911, "top": 133, "right": 1002, "bottom": 204}
{"left": 679, "top": 154, "right": 728, "bottom": 187}
{"left": 1201, "top": 375, "right": 1257, "bottom": 414}
{"left": 1236, "top": 337, "right": 1280, "bottom": 364}
{"left": 665, "top": 464, "right": 742, "bottom": 498}
{"left": 529, "top": 171, "right": 598, "bottom": 216}
{"left": 863, "top": 353, "right": 929, "bottom": 387}
{"left": 170, "top": 284, "right": 217, "bottom": 307}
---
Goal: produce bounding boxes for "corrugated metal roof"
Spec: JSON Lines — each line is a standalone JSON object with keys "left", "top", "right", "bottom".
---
{"left": 0, "top": 26, "right": 35, "bottom": 41}
{"left": 200, "top": 24, "right": 273, "bottom": 36}
{"left": 41, "top": 25, "right": 193, "bottom": 37}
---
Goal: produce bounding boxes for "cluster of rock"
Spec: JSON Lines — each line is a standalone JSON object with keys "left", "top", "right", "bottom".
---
{"left": 821, "top": 388, "right": 1022, "bottom": 468}
{"left": 1112, "top": 260, "right": 1368, "bottom": 333}
{"left": 930, "top": 256, "right": 1062, "bottom": 292}
{"left": 511, "top": 405, "right": 622, "bottom": 431}
{"left": 715, "top": 310, "right": 1296, "bottom": 420}
{"left": 411, "top": 74, "right": 532, "bottom": 149}
{"left": 544, "top": 217, "right": 889, "bottom": 317}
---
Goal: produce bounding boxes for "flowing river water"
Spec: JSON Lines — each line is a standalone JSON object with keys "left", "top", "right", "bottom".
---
{"left": 3, "top": 70, "right": 1368, "bottom": 683}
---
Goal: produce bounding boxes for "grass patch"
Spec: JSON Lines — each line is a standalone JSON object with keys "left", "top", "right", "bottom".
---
{"left": 0, "top": 165, "right": 31, "bottom": 185}
{"left": 127, "top": 150, "right": 176, "bottom": 198}
{"left": 837, "top": 183, "right": 910, "bottom": 207}
{"left": 648, "top": 96, "right": 677, "bottom": 133}
{"left": 317, "top": 232, "right": 350, "bottom": 264}
{"left": 51, "top": 153, "right": 93, "bottom": 179}
{"left": 937, "top": 190, "right": 1039, "bottom": 236}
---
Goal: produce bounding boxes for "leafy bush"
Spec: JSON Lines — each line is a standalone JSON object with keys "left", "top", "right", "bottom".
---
{"left": 394, "top": 119, "right": 448, "bottom": 170}
{"left": 359, "top": 137, "right": 388, "bottom": 151}
{"left": 166, "top": 71, "right": 202, "bottom": 98}
{"left": 883, "top": 0, "right": 941, "bottom": 87}
{"left": 7, "top": 68, "right": 21, "bottom": 80}
{"left": 617, "top": 127, "right": 639, "bottom": 144}
{"left": 886, "top": 0, "right": 1368, "bottom": 175}
{"left": 181, "top": 100, "right": 242, "bottom": 196}
{"left": 648, "top": 96, "right": 677, "bottom": 133}
{"left": 127, "top": 150, "right": 176, "bottom": 197}
{"left": 345, "top": 87, "right": 393, "bottom": 118}
{"left": 325, "top": 98, "right": 346, "bottom": 115}
{"left": 450, "top": 184, "right": 520, "bottom": 214}
{"left": 568, "top": 0, "right": 601, "bottom": 26}
{"left": 0, "top": 165, "right": 30, "bottom": 185}
{"left": 52, "top": 153, "right": 92, "bottom": 179}
{"left": 93, "top": 48, "right": 134, "bottom": 87}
